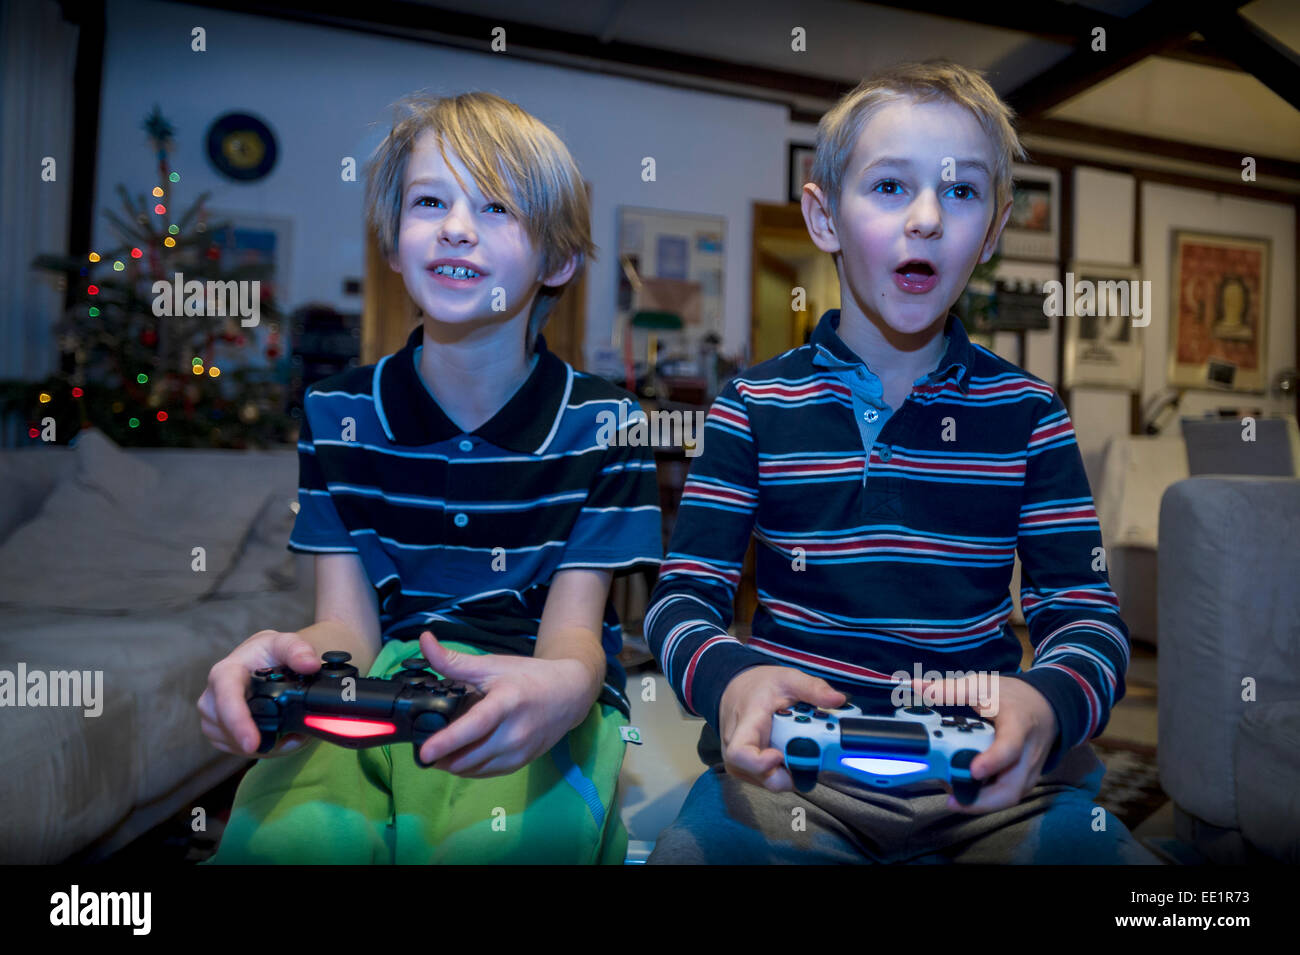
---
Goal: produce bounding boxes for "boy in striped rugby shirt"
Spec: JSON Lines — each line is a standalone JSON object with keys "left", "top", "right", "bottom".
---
{"left": 199, "top": 93, "right": 661, "bottom": 863}
{"left": 645, "top": 61, "right": 1158, "bottom": 864}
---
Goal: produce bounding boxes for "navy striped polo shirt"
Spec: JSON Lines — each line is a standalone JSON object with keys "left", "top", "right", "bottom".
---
{"left": 644, "top": 309, "right": 1131, "bottom": 773}
{"left": 287, "top": 323, "right": 663, "bottom": 712}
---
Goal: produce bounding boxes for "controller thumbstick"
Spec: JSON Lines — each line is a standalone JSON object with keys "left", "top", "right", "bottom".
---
{"left": 321, "top": 650, "right": 352, "bottom": 666}
{"left": 401, "top": 656, "right": 431, "bottom": 671}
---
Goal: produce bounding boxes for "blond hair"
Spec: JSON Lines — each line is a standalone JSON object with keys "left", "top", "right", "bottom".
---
{"left": 365, "top": 91, "right": 594, "bottom": 351}
{"left": 811, "top": 59, "right": 1027, "bottom": 223}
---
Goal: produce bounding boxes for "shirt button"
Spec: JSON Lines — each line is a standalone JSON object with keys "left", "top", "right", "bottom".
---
{"left": 863, "top": 409, "right": 879, "bottom": 423}
{"left": 879, "top": 446, "right": 892, "bottom": 461}
{"left": 458, "top": 439, "right": 473, "bottom": 452}
{"left": 453, "top": 513, "right": 469, "bottom": 528}
{"left": 856, "top": 368, "right": 865, "bottom": 379}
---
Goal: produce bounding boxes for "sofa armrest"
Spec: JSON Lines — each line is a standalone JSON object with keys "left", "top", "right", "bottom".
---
{"left": 1157, "top": 476, "right": 1300, "bottom": 830}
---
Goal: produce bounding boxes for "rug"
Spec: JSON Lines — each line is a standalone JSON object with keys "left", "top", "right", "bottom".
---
{"left": 1091, "top": 737, "right": 1169, "bottom": 831}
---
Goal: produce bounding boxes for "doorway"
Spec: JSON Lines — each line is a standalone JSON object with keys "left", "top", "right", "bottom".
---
{"left": 750, "top": 202, "right": 838, "bottom": 363}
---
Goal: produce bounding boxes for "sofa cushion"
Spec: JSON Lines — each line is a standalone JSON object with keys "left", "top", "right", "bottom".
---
{"left": 0, "top": 647, "right": 137, "bottom": 863}
{"left": 70, "top": 427, "right": 162, "bottom": 516}
{"left": 0, "top": 447, "right": 74, "bottom": 541}
{"left": 1235, "top": 701, "right": 1300, "bottom": 863}
{"left": 0, "top": 441, "right": 278, "bottom": 613}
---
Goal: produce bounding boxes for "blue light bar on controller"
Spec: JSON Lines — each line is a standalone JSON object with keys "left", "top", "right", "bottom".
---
{"left": 840, "top": 757, "right": 929, "bottom": 775}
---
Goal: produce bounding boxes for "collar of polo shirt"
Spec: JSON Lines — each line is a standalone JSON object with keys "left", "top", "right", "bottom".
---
{"left": 373, "top": 324, "right": 570, "bottom": 452}
{"left": 810, "top": 309, "right": 972, "bottom": 394}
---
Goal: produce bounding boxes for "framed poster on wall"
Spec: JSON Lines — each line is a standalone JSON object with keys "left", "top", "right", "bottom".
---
{"left": 1168, "top": 230, "right": 1270, "bottom": 392}
{"left": 999, "top": 164, "right": 1059, "bottom": 262}
{"left": 1063, "top": 262, "right": 1144, "bottom": 390}
{"left": 615, "top": 205, "right": 726, "bottom": 349}
{"left": 787, "top": 142, "right": 815, "bottom": 203}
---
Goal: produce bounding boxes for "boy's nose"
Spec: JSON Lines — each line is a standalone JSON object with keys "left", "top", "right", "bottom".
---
{"left": 438, "top": 202, "right": 477, "bottom": 246}
{"left": 905, "top": 192, "right": 943, "bottom": 239}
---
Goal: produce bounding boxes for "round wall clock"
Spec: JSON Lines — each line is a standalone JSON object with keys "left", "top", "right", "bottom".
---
{"left": 206, "top": 112, "right": 278, "bottom": 181}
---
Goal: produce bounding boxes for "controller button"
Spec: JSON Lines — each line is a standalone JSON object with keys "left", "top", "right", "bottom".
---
{"left": 432, "top": 686, "right": 448, "bottom": 696}
{"left": 902, "top": 706, "right": 933, "bottom": 716}
{"left": 413, "top": 712, "right": 446, "bottom": 733}
{"left": 401, "top": 656, "right": 430, "bottom": 671}
{"left": 812, "top": 710, "right": 830, "bottom": 720}
{"left": 253, "top": 667, "right": 274, "bottom": 677}
{"left": 775, "top": 709, "right": 792, "bottom": 717}
{"left": 449, "top": 685, "right": 466, "bottom": 695}
{"left": 786, "top": 738, "right": 820, "bottom": 758}
{"left": 322, "top": 651, "right": 352, "bottom": 666}
{"left": 793, "top": 703, "right": 813, "bottom": 713}
{"left": 794, "top": 715, "right": 811, "bottom": 723}
{"left": 933, "top": 730, "right": 943, "bottom": 737}
{"left": 403, "top": 674, "right": 429, "bottom": 686}
{"left": 950, "top": 750, "right": 976, "bottom": 770}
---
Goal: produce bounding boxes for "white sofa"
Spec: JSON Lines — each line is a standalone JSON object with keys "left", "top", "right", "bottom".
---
{"left": 0, "top": 430, "right": 315, "bottom": 863}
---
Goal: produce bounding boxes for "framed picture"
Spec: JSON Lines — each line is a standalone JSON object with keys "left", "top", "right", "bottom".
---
{"left": 787, "top": 142, "right": 815, "bottom": 203}
{"left": 1063, "top": 262, "right": 1144, "bottom": 390}
{"left": 1168, "top": 230, "right": 1270, "bottom": 392}
{"left": 999, "top": 164, "right": 1059, "bottom": 262}
{"left": 616, "top": 206, "right": 725, "bottom": 338}
{"left": 205, "top": 211, "right": 293, "bottom": 378}
{"left": 206, "top": 211, "right": 292, "bottom": 306}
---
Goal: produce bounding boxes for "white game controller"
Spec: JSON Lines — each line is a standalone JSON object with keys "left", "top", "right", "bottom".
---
{"left": 770, "top": 701, "right": 994, "bottom": 803}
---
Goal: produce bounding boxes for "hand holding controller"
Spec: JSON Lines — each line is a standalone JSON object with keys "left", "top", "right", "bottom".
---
{"left": 246, "top": 650, "right": 471, "bottom": 767}
{"left": 770, "top": 701, "right": 994, "bottom": 804}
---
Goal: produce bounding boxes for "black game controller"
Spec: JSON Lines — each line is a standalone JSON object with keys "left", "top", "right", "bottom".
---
{"left": 246, "top": 651, "right": 471, "bottom": 766}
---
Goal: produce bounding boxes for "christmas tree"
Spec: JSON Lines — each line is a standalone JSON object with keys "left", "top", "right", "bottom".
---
{"left": 4, "top": 106, "right": 295, "bottom": 449}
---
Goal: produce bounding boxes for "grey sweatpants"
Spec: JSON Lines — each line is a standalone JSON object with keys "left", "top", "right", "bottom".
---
{"left": 648, "top": 742, "right": 1162, "bottom": 864}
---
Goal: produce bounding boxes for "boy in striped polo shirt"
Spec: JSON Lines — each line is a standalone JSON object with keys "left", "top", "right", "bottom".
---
{"left": 644, "top": 61, "right": 1159, "bottom": 864}
{"left": 198, "top": 92, "right": 661, "bottom": 864}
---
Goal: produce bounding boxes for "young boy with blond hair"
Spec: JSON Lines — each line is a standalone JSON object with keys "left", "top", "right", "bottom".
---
{"left": 198, "top": 92, "right": 661, "bottom": 864}
{"left": 644, "top": 60, "right": 1160, "bottom": 864}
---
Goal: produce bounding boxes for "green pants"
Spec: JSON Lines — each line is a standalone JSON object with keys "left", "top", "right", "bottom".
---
{"left": 205, "top": 640, "right": 629, "bottom": 864}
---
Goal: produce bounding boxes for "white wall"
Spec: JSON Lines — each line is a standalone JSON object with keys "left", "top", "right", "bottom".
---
{"left": 94, "top": 0, "right": 789, "bottom": 363}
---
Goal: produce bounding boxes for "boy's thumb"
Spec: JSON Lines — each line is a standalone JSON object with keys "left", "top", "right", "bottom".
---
{"left": 795, "top": 676, "right": 847, "bottom": 709}
{"left": 418, "top": 631, "right": 489, "bottom": 683}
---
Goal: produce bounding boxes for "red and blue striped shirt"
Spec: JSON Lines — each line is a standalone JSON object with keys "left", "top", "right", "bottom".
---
{"left": 644, "top": 309, "right": 1129, "bottom": 773}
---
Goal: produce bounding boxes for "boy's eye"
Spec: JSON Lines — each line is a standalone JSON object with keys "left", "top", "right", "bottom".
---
{"left": 873, "top": 179, "right": 903, "bottom": 196}
{"left": 484, "top": 202, "right": 507, "bottom": 214}
{"left": 949, "top": 184, "right": 978, "bottom": 200}
{"left": 414, "top": 195, "right": 445, "bottom": 209}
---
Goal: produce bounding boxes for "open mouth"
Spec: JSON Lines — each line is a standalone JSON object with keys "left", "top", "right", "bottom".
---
{"left": 429, "top": 264, "right": 484, "bottom": 280}
{"left": 895, "top": 260, "right": 936, "bottom": 279}
{"left": 892, "top": 259, "right": 939, "bottom": 294}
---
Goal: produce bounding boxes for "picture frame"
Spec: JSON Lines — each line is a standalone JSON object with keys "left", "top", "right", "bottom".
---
{"left": 999, "top": 164, "right": 1060, "bottom": 262}
{"left": 787, "top": 142, "right": 816, "bottom": 203}
{"left": 204, "top": 210, "right": 293, "bottom": 378}
{"left": 615, "top": 206, "right": 726, "bottom": 379}
{"left": 205, "top": 210, "right": 292, "bottom": 307}
{"left": 1063, "top": 262, "right": 1144, "bottom": 390}
{"left": 1168, "top": 230, "right": 1270, "bottom": 392}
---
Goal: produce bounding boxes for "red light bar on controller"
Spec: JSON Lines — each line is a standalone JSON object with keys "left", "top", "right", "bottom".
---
{"left": 304, "top": 715, "right": 397, "bottom": 738}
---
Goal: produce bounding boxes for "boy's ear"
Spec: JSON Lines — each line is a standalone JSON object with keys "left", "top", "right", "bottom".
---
{"left": 979, "top": 199, "right": 1014, "bottom": 264}
{"left": 801, "top": 182, "right": 840, "bottom": 254}
{"left": 540, "top": 252, "right": 579, "bottom": 288}
{"left": 387, "top": 251, "right": 403, "bottom": 274}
